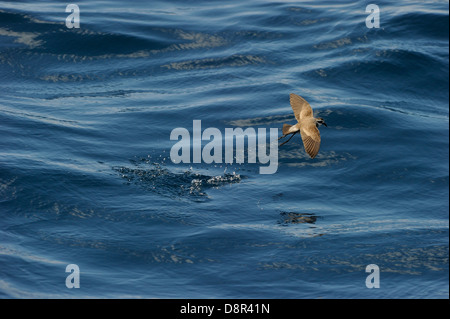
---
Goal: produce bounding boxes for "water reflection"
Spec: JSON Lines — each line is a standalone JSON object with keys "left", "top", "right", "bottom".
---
{"left": 279, "top": 212, "right": 318, "bottom": 225}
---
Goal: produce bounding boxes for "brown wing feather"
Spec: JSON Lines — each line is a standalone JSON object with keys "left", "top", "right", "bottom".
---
{"left": 299, "top": 122, "right": 321, "bottom": 159}
{"left": 290, "top": 93, "right": 313, "bottom": 122}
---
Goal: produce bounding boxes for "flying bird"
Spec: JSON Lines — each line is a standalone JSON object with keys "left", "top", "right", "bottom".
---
{"left": 278, "top": 93, "right": 327, "bottom": 159}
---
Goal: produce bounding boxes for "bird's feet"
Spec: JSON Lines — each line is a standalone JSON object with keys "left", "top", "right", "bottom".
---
{"left": 278, "top": 132, "right": 298, "bottom": 146}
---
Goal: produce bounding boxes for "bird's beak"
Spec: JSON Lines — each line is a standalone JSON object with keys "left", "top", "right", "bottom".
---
{"left": 323, "top": 122, "right": 328, "bottom": 127}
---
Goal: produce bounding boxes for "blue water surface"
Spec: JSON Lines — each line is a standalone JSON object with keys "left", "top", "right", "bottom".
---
{"left": 0, "top": 0, "right": 448, "bottom": 298}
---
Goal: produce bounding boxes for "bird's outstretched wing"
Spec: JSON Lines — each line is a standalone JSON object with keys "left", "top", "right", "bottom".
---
{"left": 299, "top": 122, "right": 321, "bottom": 159}
{"left": 290, "top": 93, "right": 313, "bottom": 122}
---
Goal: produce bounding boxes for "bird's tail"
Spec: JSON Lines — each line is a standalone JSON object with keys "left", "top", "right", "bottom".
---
{"left": 282, "top": 124, "right": 293, "bottom": 135}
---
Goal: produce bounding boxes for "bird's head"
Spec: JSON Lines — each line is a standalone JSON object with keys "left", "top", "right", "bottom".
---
{"left": 316, "top": 117, "right": 327, "bottom": 127}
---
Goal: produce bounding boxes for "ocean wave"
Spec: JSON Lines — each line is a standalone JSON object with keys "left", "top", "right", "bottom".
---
{"left": 162, "top": 54, "right": 266, "bottom": 71}
{"left": 113, "top": 159, "right": 244, "bottom": 201}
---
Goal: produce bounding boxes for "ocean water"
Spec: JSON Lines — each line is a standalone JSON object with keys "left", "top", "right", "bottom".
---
{"left": 0, "top": 0, "right": 448, "bottom": 299}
